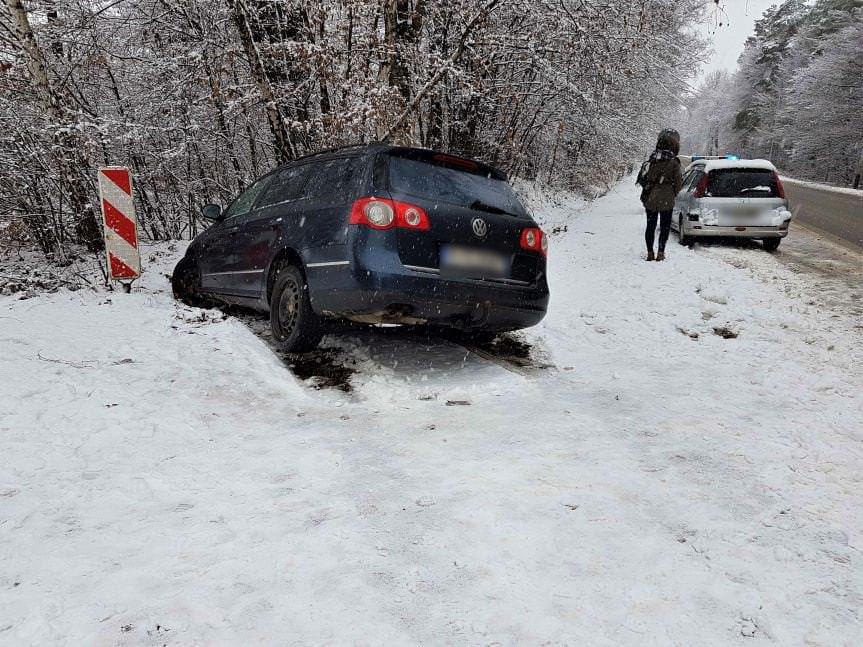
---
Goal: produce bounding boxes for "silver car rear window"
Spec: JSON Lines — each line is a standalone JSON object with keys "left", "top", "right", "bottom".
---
{"left": 707, "top": 169, "right": 780, "bottom": 198}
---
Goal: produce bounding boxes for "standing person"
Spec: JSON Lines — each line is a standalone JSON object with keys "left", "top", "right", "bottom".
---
{"left": 636, "top": 129, "right": 683, "bottom": 261}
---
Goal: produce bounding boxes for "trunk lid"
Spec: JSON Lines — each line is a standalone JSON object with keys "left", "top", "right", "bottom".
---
{"left": 700, "top": 168, "right": 787, "bottom": 226}
{"left": 380, "top": 151, "right": 542, "bottom": 284}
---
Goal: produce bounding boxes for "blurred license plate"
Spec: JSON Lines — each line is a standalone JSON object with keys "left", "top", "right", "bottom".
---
{"left": 737, "top": 206, "right": 761, "bottom": 217}
{"left": 440, "top": 245, "right": 509, "bottom": 278}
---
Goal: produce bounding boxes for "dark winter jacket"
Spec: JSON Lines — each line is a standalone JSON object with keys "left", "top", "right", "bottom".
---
{"left": 640, "top": 150, "right": 683, "bottom": 212}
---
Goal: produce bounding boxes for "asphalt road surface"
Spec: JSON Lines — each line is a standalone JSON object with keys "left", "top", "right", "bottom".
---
{"left": 783, "top": 179, "right": 863, "bottom": 250}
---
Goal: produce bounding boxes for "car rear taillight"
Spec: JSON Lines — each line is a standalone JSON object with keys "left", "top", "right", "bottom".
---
{"left": 397, "top": 203, "right": 429, "bottom": 230}
{"left": 350, "top": 198, "right": 394, "bottom": 229}
{"left": 349, "top": 197, "right": 430, "bottom": 231}
{"left": 774, "top": 172, "right": 785, "bottom": 199}
{"left": 693, "top": 174, "right": 709, "bottom": 198}
{"left": 520, "top": 227, "right": 547, "bottom": 256}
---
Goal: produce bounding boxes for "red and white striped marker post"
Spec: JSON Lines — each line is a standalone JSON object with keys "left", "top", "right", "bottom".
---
{"left": 97, "top": 167, "right": 141, "bottom": 284}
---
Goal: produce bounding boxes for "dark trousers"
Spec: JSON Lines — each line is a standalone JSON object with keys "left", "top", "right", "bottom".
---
{"left": 645, "top": 210, "right": 672, "bottom": 252}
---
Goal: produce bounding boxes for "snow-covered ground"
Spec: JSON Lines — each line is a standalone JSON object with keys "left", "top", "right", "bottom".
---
{"left": 1, "top": 179, "right": 862, "bottom": 645}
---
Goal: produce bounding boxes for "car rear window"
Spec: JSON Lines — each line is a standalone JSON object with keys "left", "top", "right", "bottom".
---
{"left": 386, "top": 155, "right": 529, "bottom": 218}
{"left": 707, "top": 169, "right": 780, "bottom": 198}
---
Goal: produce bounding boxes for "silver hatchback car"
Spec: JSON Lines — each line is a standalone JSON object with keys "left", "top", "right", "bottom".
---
{"left": 672, "top": 159, "right": 792, "bottom": 251}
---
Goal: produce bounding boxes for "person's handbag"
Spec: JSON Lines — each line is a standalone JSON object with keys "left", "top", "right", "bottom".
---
{"left": 636, "top": 160, "right": 652, "bottom": 205}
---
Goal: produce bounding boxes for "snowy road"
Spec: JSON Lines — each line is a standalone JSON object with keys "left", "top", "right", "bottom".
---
{"left": 687, "top": 219, "right": 863, "bottom": 324}
{"left": 782, "top": 179, "right": 863, "bottom": 250}
{"left": 1, "top": 179, "right": 862, "bottom": 645}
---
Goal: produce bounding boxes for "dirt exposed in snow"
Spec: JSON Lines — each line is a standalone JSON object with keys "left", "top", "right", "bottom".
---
{"left": 223, "top": 305, "right": 551, "bottom": 391}
{"left": 282, "top": 348, "right": 358, "bottom": 392}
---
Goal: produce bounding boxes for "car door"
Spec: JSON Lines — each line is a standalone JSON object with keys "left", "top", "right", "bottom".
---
{"left": 198, "top": 175, "right": 272, "bottom": 294}
{"left": 682, "top": 168, "right": 705, "bottom": 215}
{"left": 674, "top": 169, "right": 694, "bottom": 224}
{"left": 229, "top": 164, "right": 313, "bottom": 296}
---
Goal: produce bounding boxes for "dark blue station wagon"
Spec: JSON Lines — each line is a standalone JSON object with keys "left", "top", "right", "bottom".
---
{"left": 172, "top": 144, "right": 550, "bottom": 352}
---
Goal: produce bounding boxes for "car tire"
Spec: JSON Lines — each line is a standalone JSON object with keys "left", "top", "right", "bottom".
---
{"left": 270, "top": 264, "right": 322, "bottom": 353}
{"left": 678, "top": 217, "right": 692, "bottom": 247}
{"left": 171, "top": 255, "right": 208, "bottom": 307}
{"left": 763, "top": 238, "right": 781, "bottom": 252}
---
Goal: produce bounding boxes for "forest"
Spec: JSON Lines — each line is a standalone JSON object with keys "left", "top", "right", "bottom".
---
{"left": 1, "top": 0, "right": 705, "bottom": 260}
{"left": 679, "top": 0, "right": 862, "bottom": 187}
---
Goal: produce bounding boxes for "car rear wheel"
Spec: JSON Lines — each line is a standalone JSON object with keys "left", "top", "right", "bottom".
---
{"left": 270, "top": 264, "right": 322, "bottom": 353}
{"left": 762, "top": 238, "right": 781, "bottom": 252}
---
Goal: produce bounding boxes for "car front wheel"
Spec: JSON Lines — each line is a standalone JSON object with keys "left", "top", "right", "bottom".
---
{"left": 270, "top": 264, "right": 322, "bottom": 353}
{"left": 171, "top": 255, "right": 208, "bottom": 307}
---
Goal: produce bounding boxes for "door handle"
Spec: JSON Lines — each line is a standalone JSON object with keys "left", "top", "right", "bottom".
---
{"left": 229, "top": 226, "right": 240, "bottom": 235}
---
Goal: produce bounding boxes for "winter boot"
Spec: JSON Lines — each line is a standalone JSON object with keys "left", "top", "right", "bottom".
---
{"left": 656, "top": 251, "right": 666, "bottom": 262}
{"left": 646, "top": 250, "right": 655, "bottom": 262}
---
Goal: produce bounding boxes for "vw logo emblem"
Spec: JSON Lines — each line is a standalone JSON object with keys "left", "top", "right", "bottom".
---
{"left": 472, "top": 218, "right": 488, "bottom": 237}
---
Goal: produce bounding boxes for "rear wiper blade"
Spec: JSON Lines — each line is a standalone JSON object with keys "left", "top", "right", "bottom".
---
{"left": 469, "top": 200, "right": 508, "bottom": 215}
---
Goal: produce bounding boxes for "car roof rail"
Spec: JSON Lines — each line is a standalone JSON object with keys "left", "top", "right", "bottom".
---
{"left": 281, "top": 142, "right": 507, "bottom": 181}
{"left": 285, "top": 142, "right": 388, "bottom": 165}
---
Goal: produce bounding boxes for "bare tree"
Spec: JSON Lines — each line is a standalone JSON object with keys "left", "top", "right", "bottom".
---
{"left": 1, "top": 0, "right": 711, "bottom": 261}
{"left": 3, "top": 0, "right": 100, "bottom": 251}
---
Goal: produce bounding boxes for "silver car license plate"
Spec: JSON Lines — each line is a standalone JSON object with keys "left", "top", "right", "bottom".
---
{"left": 736, "top": 206, "right": 761, "bottom": 217}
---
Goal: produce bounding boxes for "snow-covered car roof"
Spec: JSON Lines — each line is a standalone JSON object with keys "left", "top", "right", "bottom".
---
{"left": 687, "top": 158, "right": 777, "bottom": 173}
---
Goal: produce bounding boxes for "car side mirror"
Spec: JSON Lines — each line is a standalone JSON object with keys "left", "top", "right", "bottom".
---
{"left": 200, "top": 204, "right": 223, "bottom": 221}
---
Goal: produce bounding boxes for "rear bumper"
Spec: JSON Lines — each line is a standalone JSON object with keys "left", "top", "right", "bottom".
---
{"left": 684, "top": 224, "right": 789, "bottom": 239}
{"left": 304, "top": 246, "right": 549, "bottom": 331}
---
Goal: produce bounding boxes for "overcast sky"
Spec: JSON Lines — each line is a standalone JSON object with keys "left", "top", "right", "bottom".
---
{"left": 699, "top": 0, "right": 778, "bottom": 78}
